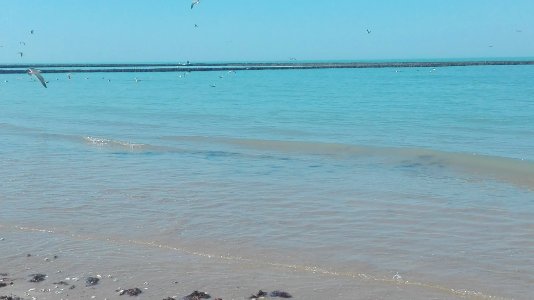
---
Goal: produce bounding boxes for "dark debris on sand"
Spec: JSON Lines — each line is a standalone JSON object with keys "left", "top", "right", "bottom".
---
{"left": 162, "top": 298, "right": 176, "bottom": 300}
{"left": 85, "top": 277, "right": 100, "bottom": 286}
{"left": 249, "top": 290, "right": 292, "bottom": 299}
{"left": 0, "top": 275, "right": 13, "bottom": 289}
{"left": 270, "top": 291, "right": 292, "bottom": 298}
{"left": 183, "top": 290, "right": 211, "bottom": 300}
{"left": 0, "top": 275, "right": 12, "bottom": 287}
{"left": 0, "top": 296, "right": 24, "bottom": 300}
{"left": 119, "top": 288, "right": 143, "bottom": 296}
{"left": 28, "top": 274, "right": 46, "bottom": 283}
{"left": 53, "top": 281, "right": 69, "bottom": 286}
{"left": 249, "top": 290, "right": 268, "bottom": 299}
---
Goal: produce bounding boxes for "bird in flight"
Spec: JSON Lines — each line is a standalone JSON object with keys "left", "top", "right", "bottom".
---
{"left": 18, "top": 52, "right": 23, "bottom": 57}
{"left": 366, "top": 29, "right": 371, "bottom": 34}
{"left": 28, "top": 68, "right": 47, "bottom": 88}
{"left": 19, "top": 41, "right": 26, "bottom": 46}
{"left": 30, "top": 29, "right": 34, "bottom": 34}
{"left": 194, "top": 24, "right": 199, "bottom": 28}
{"left": 191, "top": 0, "right": 200, "bottom": 9}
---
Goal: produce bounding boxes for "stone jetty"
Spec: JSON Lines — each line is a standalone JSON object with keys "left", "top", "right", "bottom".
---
{"left": 1, "top": 60, "right": 533, "bottom": 74}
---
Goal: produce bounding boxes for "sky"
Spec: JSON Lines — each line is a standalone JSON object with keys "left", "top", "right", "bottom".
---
{"left": 0, "top": 0, "right": 533, "bottom": 63}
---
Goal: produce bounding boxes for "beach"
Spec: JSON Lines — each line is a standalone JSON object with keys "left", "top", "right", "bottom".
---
{"left": 1, "top": 64, "right": 533, "bottom": 299}
{"left": 0, "top": 227, "right": 469, "bottom": 300}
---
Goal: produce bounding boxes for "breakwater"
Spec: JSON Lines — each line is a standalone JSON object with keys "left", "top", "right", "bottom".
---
{"left": 1, "top": 60, "right": 534, "bottom": 74}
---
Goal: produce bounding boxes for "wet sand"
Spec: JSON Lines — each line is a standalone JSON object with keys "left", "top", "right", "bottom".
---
{"left": 0, "top": 227, "right": 468, "bottom": 300}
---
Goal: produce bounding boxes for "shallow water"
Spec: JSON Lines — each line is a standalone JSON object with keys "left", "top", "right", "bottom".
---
{"left": 1, "top": 65, "right": 533, "bottom": 299}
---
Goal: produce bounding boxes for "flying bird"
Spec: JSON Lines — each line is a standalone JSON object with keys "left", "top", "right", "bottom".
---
{"left": 194, "top": 24, "right": 199, "bottom": 28}
{"left": 18, "top": 52, "right": 23, "bottom": 57}
{"left": 366, "top": 29, "right": 371, "bottom": 34}
{"left": 27, "top": 68, "right": 47, "bottom": 88}
{"left": 19, "top": 41, "right": 26, "bottom": 46}
{"left": 30, "top": 30, "right": 34, "bottom": 34}
{"left": 191, "top": 0, "right": 200, "bottom": 9}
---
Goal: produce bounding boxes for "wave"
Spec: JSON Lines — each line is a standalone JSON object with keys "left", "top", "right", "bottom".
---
{"left": 2, "top": 122, "right": 533, "bottom": 189}
{"left": 0, "top": 123, "right": 159, "bottom": 153}
{"left": 83, "top": 136, "right": 147, "bottom": 151}
{"left": 164, "top": 136, "right": 534, "bottom": 189}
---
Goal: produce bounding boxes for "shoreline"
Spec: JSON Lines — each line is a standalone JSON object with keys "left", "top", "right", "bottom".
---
{"left": 0, "top": 227, "right": 494, "bottom": 300}
{"left": 1, "top": 60, "right": 534, "bottom": 74}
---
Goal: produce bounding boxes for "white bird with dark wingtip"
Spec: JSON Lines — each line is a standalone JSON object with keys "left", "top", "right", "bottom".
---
{"left": 27, "top": 68, "right": 47, "bottom": 88}
{"left": 191, "top": 0, "right": 200, "bottom": 9}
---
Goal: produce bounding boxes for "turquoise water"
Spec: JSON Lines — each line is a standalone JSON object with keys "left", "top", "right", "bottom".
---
{"left": 1, "top": 65, "right": 534, "bottom": 299}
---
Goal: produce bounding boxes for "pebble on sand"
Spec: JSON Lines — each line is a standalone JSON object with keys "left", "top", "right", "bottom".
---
{"left": 183, "top": 290, "right": 211, "bottom": 300}
{"left": 119, "top": 288, "right": 143, "bottom": 296}
{"left": 29, "top": 274, "right": 47, "bottom": 283}
{"left": 249, "top": 290, "right": 268, "bottom": 299}
{"left": 85, "top": 277, "right": 100, "bottom": 286}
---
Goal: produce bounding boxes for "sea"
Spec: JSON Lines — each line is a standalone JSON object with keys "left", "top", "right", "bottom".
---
{"left": 0, "top": 64, "right": 533, "bottom": 299}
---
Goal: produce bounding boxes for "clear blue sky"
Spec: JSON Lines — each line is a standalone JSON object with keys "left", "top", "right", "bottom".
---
{"left": 1, "top": 0, "right": 533, "bottom": 63}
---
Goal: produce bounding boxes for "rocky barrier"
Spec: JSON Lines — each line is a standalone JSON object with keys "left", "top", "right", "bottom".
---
{"left": 1, "top": 60, "right": 533, "bottom": 74}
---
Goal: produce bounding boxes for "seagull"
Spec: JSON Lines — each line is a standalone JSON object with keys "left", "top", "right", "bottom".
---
{"left": 191, "top": 0, "right": 200, "bottom": 9}
{"left": 27, "top": 68, "right": 47, "bottom": 88}
{"left": 194, "top": 24, "right": 199, "bottom": 28}
{"left": 366, "top": 29, "right": 371, "bottom": 34}
{"left": 67, "top": 73, "right": 72, "bottom": 80}
{"left": 30, "top": 30, "right": 34, "bottom": 34}
{"left": 19, "top": 41, "right": 26, "bottom": 46}
{"left": 18, "top": 52, "right": 23, "bottom": 57}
